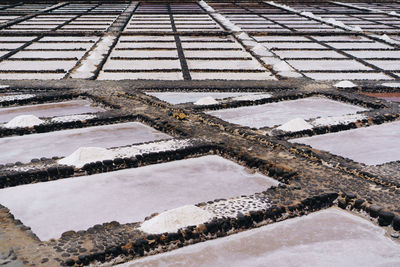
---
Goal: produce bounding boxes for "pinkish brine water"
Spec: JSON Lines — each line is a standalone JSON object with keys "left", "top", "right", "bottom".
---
{"left": 0, "top": 155, "right": 277, "bottom": 240}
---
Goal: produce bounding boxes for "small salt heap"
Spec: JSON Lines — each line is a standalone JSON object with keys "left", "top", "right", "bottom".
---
{"left": 194, "top": 96, "right": 218, "bottom": 105}
{"left": 140, "top": 205, "right": 214, "bottom": 234}
{"left": 334, "top": 80, "right": 357, "bottom": 88}
{"left": 276, "top": 118, "right": 313, "bottom": 132}
{"left": 58, "top": 147, "right": 114, "bottom": 168}
{"left": 3, "top": 115, "right": 44, "bottom": 129}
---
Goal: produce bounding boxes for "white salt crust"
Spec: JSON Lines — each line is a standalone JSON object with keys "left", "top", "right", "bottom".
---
{"left": 139, "top": 205, "right": 214, "bottom": 234}
{"left": 194, "top": 96, "right": 219, "bottom": 106}
{"left": 51, "top": 114, "right": 96, "bottom": 123}
{"left": 3, "top": 115, "right": 44, "bottom": 129}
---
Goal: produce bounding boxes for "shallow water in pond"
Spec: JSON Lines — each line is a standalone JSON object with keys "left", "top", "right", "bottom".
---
{"left": 120, "top": 208, "right": 400, "bottom": 267}
{"left": 0, "top": 155, "right": 278, "bottom": 240}
{"left": 0, "top": 122, "right": 171, "bottom": 164}
{"left": 0, "top": 100, "right": 104, "bottom": 123}
{"left": 292, "top": 121, "right": 400, "bottom": 165}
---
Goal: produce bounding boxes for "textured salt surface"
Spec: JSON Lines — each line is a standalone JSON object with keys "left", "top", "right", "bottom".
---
{"left": 207, "top": 97, "right": 366, "bottom": 128}
{"left": 292, "top": 121, "right": 400, "bottom": 165}
{"left": 194, "top": 97, "right": 218, "bottom": 106}
{"left": 120, "top": 208, "right": 400, "bottom": 267}
{"left": 0, "top": 122, "right": 171, "bottom": 164}
{"left": 146, "top": 92, "right": 271, "bottom": 105}
{"left": 0, "top": 155, "right": 277, "bottom": 240}
{"left": 140, "top": 205, "right": 214, "bottom": 234}
{"left": 0, "top": 100, "right": 104, "bottom": 123}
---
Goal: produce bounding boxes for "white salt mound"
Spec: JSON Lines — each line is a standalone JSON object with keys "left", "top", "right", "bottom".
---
{"left": 277, "top": 118, "right": 313, "bottom": 132}
{"left": 335, "top": 80, "right": 357, "bottom": 88}
{"left": 4, "top": 115, "right": 44, "bottom": 129}
{"left": 58, "top": 147, "right": 114, "bottom": 168}
{"left": 194, "top": 96, "right": 218, "bottom": 105}
{"left": 140, "top": 205, "right": 214, "bottom": 234}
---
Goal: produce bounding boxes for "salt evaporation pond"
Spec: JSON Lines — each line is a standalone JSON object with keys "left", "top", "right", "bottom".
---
{"left": 0, "top": 100, "right": 104, "bottom": 123}
{"left": 207, "top": 97, "right": 366, "bottom": 128}
{"left": 120, "top": 208, "right": 400, "bottom": 267}
{"left": 0, "top": 122, "right": 170, "bottom": 164}
{"left": 146, "top": 92, "right": 271, "bottom": 105}
{"left": 0, "top": 155, "right": 278, "bottom": 240}
{"left": 292, "top": 121, "right": 400, "bottom": 165}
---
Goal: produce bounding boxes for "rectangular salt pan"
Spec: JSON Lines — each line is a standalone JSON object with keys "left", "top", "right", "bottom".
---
{"left": 292, "top": 121, "right": 400, "bottom": 165}
{"left": 0, "top": 100, "right": 104, "bottom": 123}
{"left": 0, "top": 122, "right": 171, "bottom": 164}
{"left": 207, "top": 97, "right": 366, "bottom": 128}
{"left": 0, "top": 155, "right": 278, "bottom": 240}
{"left": 120, "top": 208, "right": 400, "bottom": 267}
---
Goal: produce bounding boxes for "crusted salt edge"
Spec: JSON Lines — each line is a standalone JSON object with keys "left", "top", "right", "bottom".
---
{"left": 3, "top": 115, "right": 44, "bottom": 129}
{"left": 230, "top": 93, "right": 272, "bottom": 101}
{"left": 71, "top": 35, "right": 115, "bottom": 79}
{"left": 0, "top": 94, "right": 35, "bottom": 102}
{"left": 58, "top": 139, "right": 193, "bottom": 168}
{"left": 374, "top": 34, "right": 400, "bottom": 45}
{"left": 335, "top": 80, "right": 357, "bottom": 88}
{"left": 140, "top": 205, "right": 214, "bottom": 234}
{"left": 194, "top": 96, "right": 218, "bottom": 106}
{"left": 276, "top": 118, "right": 313, "bottom": 132}
{"left": 51, "top": 114, "right": 96, "bottom": 123}
{"left": 201, "top": 196, "right": 273, "bottom": 218}
{"left": 311, "top": 114, "right": 366, "bottom": 127}
{"left": 198, "top": 0, "right": 215, "bottom": 12}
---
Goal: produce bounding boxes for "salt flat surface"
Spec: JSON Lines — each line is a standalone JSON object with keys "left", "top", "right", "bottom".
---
{"left": 0, "top": 155, "right": 277, "bottom": 240}
{"left": 120, "top": 208, "right": 400, "bottom": 267}
{"left": 190, "top": 72, "right": 275, "bottom": 80}
{"left": 292, "top": 121, "right": 400, "bottom": 165}
{"left": 366, "top": 60, "right": 400, "bottom": 71}
{"left": 274, "top": 50, "right": 345, "bottom": 59}
{"left": 262, "top": 42, "right": 325, "bottom": 49}
{"left": 187, "top": 60, "right": 263, "bottom": 70}
{"left": 98, "top": 72, "right": 183, "bottom": 80}
{"left": 0, "top": 122, "right": 170, "bottom": 164}
{"left": 0, "top": 73, "right": 65, "bottom": 80}
{"left": 184, "top": 50, "right": 249, "bottom": 59}
{"left": 0, "top": 100, "right": 104, "bottom": 123}
{"left": 345, "top": 50, "right": 400, "bottom": 59}
{"left": 207, "top": 97, "right": 366, "bottom": 128}
{"left": 0, "top": 61, "right": 75, "bottom": 71}
{"left": 327, "top": 42, "right": 392, "bottom": 49}
{"left": 146, "top": 92, "right": 271, "bottom": 104}
{"left": 304, "top": 72, "right": 392, "bottom": 80}
{"left": 11, "top": 51, "right": 85, "bottom": 59}
{"left": 103, "top": 60, "right": 181, "bottom": 70}
{"left": 111, "top": 50, "right": 178, "bottom": 58}
{"left": 26, "top": 43, "right": 93, "bottom": 50}
{"left": 287, "top": 60, "right": 370, "bottom": 71}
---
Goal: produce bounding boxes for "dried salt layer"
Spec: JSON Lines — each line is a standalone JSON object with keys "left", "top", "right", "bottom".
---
{"left": 382, "top": 82, "right": 400, "bottom": 88}
{"left": 140, "top": 205, "right": 214, "bottom": 234}
{"left": 0, "top": 94, "right": 34, "bottom": 103}
{"left": 194, "top": 97, "right": 218, "bottom": 106}
{"left": 292, "top": 121, "right": 400, "bottom": 165}
{"left": 207, "top": 97, "right": 366, "bottom": 129}
{"left": 51, "top": 114, "right": 96, "bottom": 123}
{"left": 335, "top": 80, "right": 357, "bottom": 88}
{"left": 276, "top": 118, "right": 313, "bottom": 132}
{"left": 3, "top": 115, "right": 44, "bottom": 129}
{"left": 120, "top": 208, "right": 400, "bottom": 267}
{"left": 311, "top": 114, "right": 366, "bottom": 127}
{"left": 0, "top": 100, "right": 104, "bottom": 123}
{"left": 0, "top": 122, "right": 170, "bottom": 164}
{"left": 146, "top": 92, "right": 271, "bottom": 105}
{"left": 0, "top": 155, "right": 277, "bottom": 240}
